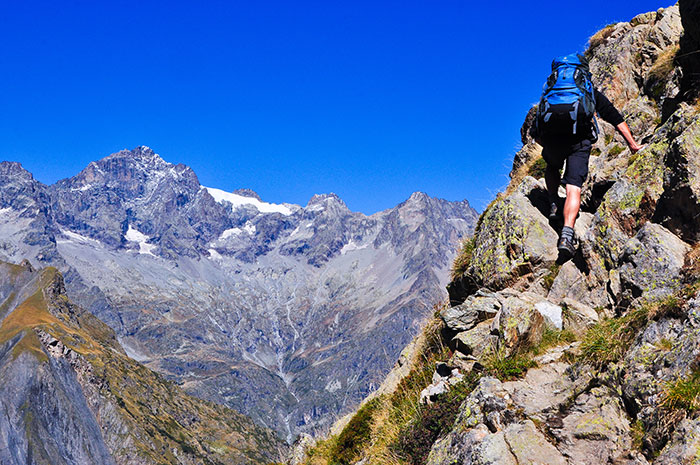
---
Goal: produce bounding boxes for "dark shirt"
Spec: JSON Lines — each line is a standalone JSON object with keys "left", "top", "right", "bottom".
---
{"left": 594, "top": 89, "right": 624, "bottom": 126}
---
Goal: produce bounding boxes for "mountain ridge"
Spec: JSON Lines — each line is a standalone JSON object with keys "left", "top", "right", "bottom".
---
{"left": 0, "top": 147, "right": 479, "bottom": 441}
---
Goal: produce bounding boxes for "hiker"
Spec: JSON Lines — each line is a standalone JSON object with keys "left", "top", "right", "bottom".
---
{"left": 531, "top": 53, "right": 643, "bottom": 259}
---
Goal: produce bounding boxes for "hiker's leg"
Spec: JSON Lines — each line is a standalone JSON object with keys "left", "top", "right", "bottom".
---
{"left": 563, "top": 184, "right": 581, "bottom": 228}
{"left": 545, "top": 163, "right": 561, "bottom": 199}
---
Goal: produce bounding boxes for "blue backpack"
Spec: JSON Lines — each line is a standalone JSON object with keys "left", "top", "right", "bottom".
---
{"left": 535, "top": 54, "right": 598, "bottom": 139}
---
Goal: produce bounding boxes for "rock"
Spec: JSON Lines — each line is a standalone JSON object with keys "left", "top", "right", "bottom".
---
{"left": 493, "top": 292, "right": 546, "bottom": 355}
{"left": 441, "top": 303, "right": 480, "bottom": 332}
{"left": 655, "top": 418, "right": 700, "bottom": 464}
{"left": 441, "top": 289, "right": 502, "bottom": 333}
{"left": 504, "top": 420, "right": 567, "bottom": 465}
{"left": 425, "top": 424, "right": 490, "bottom": 465}
{"left": 620, "top": 313, "right": 700, "bottom": 450}
{"left": 652, "top": 108, "right": 700, "bottom": 241}
{"left": 288, "top": 433, "right": 316, "bottom": 465}
{"left": 419, "top": 380, "right": 449, "bottom": 405}
{"left": 550, "top": 386, "right": 634, "bottom": 465}
{"left": 502, "top": 362, "right": 575, "bottom": 421}
{"left": 534, "top": 300, "right": 563, "bottom": 329}
{"left": 561, "top": 298, "right": 600, "bottom": 335}
{"left": 618, "top": 222, "right": 690, "bottom": 303}
{"left": 547, "top": 261, "right": 610, "bottom": 310}
{"left": 463, "top": 177, "right": 558, "bottom": 292}
{"left": 452, "top": 320, "right": 495, "bottom": 359}
{"left": 472, "top": 431, "right": 518, "bottom": 465}
{"left": 679, "top": 0, "right": 700, "bottom": 97}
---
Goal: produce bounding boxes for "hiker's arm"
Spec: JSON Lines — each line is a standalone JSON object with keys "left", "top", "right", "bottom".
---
{"left": 595, "top": 89, "right": 643, "bottom": 153}
{"left": 616, "top": 121, "right": 643, "bottom": 153}
{"left": 594, "top": 89, "right": 624, "bottom": 126}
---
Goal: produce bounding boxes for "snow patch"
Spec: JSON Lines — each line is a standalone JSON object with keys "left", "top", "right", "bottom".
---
{"left": 0, "top": 207, "right": 14, "bottom": 217}
{"left": 125, "top": 225, "right": 157, "bottom": 256}
{"left": 220, "top": 223, "right": 256, "bottom": 240}
{"left": 341, "top": 241, "right": 369, "bottom": 255}
{"left": 58, "top": 229, "right": 101, "bottom": 245}
{"left": 325, "top": 379, "right": 342, "bottom": 393}
{"left": 208, "top": 248, "right": 223, "bottom": 260}
{"left": 205, "top": 187, "right": 292, "bottom": 215}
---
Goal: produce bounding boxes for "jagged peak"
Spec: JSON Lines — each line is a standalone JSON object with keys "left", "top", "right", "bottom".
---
{"left": 0, "top": 161, "right": 34, "bottom": 179}
{"left": 306, "top": 193, "right": 348, "bottom": 211}
{"left": 103, "top": 145, "right": 169, "bottom": 168}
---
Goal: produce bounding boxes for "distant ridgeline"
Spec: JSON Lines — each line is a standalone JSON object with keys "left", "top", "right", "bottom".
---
{"left": 0, "top": 142, "right": 478, "bottom": 454}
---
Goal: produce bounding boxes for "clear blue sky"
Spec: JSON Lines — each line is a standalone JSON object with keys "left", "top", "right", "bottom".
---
{"left": 0, "top": 0, "right": 671, "bottom": 213}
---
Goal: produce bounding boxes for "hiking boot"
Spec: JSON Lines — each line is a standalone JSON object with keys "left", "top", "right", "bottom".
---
{"left": 548, "top": 201, "right": 559, "bottom": 220}
{"left": 557, "top": 226, "right": 576, "bottom": 259}
{"left": 548, "top": 196, "right": 563, "bottom": 220}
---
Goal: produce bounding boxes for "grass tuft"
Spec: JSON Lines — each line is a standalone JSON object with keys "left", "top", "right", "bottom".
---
{"left": 608, "top": 144, "right": 625, "bottom": 156}
{"left": 588, "top": 24, "right": 616, "bottom": 50}
{"left": 579, "top": 307, "right": 648, "bottom": 368}
{"left": 660, "top": 369, "right": 700, "bottom": 412}
{"left": 527, "top": 157, "right": 547, "bottom": 179}
{"left": 483, "top": 348, "right": 537, "bottom": 381}
{"left": 451, "top": 238, "right": 476, "bottom": 281}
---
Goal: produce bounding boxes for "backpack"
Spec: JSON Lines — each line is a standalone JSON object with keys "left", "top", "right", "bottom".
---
{"left": 535, "top": 54, "right": 598, "bottom": 140}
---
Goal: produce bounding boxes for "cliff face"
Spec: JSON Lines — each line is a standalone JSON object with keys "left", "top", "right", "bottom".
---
{"left": 300, "top": 2, "right": 700, "bottom": 464}
{"left": 0, "top": 261, "right": 287, "bottom": 465}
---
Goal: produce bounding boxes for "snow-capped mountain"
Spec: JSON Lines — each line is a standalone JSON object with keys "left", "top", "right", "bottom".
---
{"left": 0, "top": 146, "right": 478, "bottom": 439}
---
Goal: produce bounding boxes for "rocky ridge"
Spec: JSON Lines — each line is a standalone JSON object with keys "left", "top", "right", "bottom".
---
{"left": 0, "top": 146, "right": 478, "bottom": 440}
{"left": 299, "top": 2, "right": 700, "bottom": 463}
{"left": 0, "top": 260, "right": 287, "bottom": 465}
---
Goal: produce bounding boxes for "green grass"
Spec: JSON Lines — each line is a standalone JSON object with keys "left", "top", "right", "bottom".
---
{"left": 483, "top": 349, "right": 537, "bottom": 381}
{"left": 542, "top": 263, "right": 561, "bottom": 291}
{"left": 329, "top": 398, "right": 382, "bottom": 465}
{"left": 609, "top": 144, "right": 625, "bottom": 156}
{"left": 392, "top": 376, "right": 478, "bottom": 465}
{"left": 532, "top": 327, "right": 577, "bottom": 356}
{"left": 579, "top": 308, "right": 648, "bottom": 368}
{"left": 527, "top": 157, "right": 547, "bottom": 179}
{"left": 451, "top": 238, "right": 476, "bottom": 281}
{"left": 661, "top": 368, "right": 700, "bottom": 412}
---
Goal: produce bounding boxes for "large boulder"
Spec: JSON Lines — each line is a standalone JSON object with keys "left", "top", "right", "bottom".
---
{"left": 440, "top": 289, "right": 501, "bottom": 333}
{"left": 493, "top": 292, "right": 547, "bottom": 355}
{"left": 460, "top": 178, "right": 558, "bottom": 294}
{"left": 549, "top": 386, "right": 639, "bottom": 465}
{"left": 503, "top": 420, "right": 567, "bottom": 465}
{"left": 620, "top": 308, "right": 700, "bottom": 451}
{"left": 618, "top": 222, "right": 689, "bottom": 303}
{"left": 652, "top": 108, "right": 700, "bottom": 241}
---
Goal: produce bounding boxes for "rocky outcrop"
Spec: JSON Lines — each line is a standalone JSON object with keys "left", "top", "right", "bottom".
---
{"left": 422, "top": 4, "right": 700, "bottom": 464}
{"left": 303, "top": 4, "right": 700, "bottom": 465}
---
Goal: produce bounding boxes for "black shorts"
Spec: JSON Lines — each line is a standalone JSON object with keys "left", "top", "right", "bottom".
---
{"left": 541, "top": 138, "right": 592, "bottom": 188}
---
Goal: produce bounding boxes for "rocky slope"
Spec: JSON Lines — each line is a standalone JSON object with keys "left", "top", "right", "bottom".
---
{"left": 0, "top": 147, "right": 478, "bottom": 441}
{"left": 0, "top": 260, "right": 286, "bottom": 465}
{"left": 298, "top": 2, "right": 700, "bottom": 464}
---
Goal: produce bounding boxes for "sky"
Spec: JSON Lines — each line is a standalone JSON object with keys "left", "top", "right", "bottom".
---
{"left": 0, "top": 0, "right": 673, "bottom": 214}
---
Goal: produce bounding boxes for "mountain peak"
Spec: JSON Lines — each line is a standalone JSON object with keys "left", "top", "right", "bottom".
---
{"left": 0, "top": 161, "right": 34, "bottom": 179}
{"left": 105, "top": 146, "right": 168, "bottom": 167}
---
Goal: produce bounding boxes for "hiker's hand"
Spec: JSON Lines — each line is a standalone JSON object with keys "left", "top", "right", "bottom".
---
{"left": 629, "top": 143, "right": 644, "bottom": 153}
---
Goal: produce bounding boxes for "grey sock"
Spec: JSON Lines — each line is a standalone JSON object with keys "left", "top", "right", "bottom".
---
{"left": 561, "top": 226, "right": 575, "bottom": 239}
